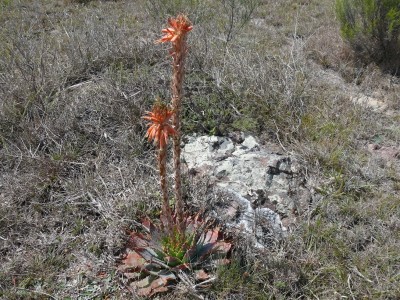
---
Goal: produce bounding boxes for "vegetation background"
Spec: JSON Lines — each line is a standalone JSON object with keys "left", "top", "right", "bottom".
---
{"left": 0, "top": 0, "right": 399, "bottom": 299}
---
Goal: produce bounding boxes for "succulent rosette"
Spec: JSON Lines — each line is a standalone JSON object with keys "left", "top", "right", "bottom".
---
{"left": 118, "top": 214, "right": 231, "bottom": 297}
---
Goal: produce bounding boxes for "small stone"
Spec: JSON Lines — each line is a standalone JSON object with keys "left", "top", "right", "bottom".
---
{"left": 242, "top": 135, "right": 259, "bottom": 150}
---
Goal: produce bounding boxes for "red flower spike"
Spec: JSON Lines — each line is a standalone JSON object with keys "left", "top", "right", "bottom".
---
{"left": 143, "top": 103, "right": 175, "bottom": 149}
{"left": 157, "top": 14, "right": 192, "bottom": 44}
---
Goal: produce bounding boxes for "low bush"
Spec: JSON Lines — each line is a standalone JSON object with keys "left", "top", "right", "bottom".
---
{"left": 335, "top": 0, "right": 400, "bottom": 74}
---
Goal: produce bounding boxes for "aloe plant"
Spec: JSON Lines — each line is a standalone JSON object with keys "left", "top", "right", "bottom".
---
{"left": 118, "top": 214, "right": 231, "bottom": 297}
{"left": 117, "top": 15, "right": 232, "bottom": 297}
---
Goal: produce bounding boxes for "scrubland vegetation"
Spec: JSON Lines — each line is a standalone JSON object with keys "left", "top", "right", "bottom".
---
{"left": 0, "top": 0, "right": 399, "bottom": 299}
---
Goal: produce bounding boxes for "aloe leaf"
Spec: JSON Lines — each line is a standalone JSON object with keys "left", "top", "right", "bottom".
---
{"left": 148, "top": 257, "right": 173, "bottom": 270}
{"left": 141, "top": 218, "right": 153, "bottom": 232}
{"left": 123, "top": 271, "right": 142, "bottom": 280}
{"left": 189, "top": 239, "right": 231, "bottom": 265}
{"left": 119, "top": 250, "right": 146, "bottom": 269}
{"left": 203, "top": 228, "right": 220, "bottom": 244}
{"left": 127, "top": 232, "right": 149, "bottom": 248}
{"left": 164, "top": 255, "right": 182, "bottom": 267}
{"left": 132, "top": 276, "right": 151, "bottom": 288}
{"left": 136, "top": 246, "right": 159, "bottom": 260}
{"left": 172, "top": 262, "right": 191, "bottom": 272}
{"left": 195, "top": 242, "right": 218, "bottom": 260}
{"left": 136, "top": 272, "right": 176, "bottom": 297}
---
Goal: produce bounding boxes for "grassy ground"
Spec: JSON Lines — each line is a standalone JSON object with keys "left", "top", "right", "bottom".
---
{"left": 0, "top": 0, "right": 399, "bottom": 299}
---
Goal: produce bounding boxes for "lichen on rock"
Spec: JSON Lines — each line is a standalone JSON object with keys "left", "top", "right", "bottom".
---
{"left": 182, "top": 133, "right": 314, "bottom": 248}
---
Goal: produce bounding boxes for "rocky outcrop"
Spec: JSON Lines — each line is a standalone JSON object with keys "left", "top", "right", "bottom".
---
{"left": 182, "top": 134, "right": 313, "bottom": 248}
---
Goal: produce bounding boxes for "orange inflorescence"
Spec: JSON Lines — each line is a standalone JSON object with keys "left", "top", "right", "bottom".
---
{"left": 157, "top": 14, "right": 193, "bottom": 44}
{"left": 143, "top": 104, "right": 176, "bottom": 149}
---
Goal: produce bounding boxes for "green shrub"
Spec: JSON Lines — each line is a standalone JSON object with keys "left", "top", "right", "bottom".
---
{"left": 335, "top": 0, "right": 400, "bottom": 74}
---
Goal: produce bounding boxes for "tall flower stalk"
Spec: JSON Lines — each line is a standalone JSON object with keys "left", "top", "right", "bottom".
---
{"left": 158, "top": 15, "right": 192, "bottom": 229}
{"left": 143, "top": 102, "right": 175, "bottom": 228}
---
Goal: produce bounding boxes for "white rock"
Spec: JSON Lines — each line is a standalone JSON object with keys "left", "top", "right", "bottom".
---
{"left": 242, "top": 135, "right": 259, "bottom": 150}
{"left": 182, "top": 134, "right": 312, "bottom": 248}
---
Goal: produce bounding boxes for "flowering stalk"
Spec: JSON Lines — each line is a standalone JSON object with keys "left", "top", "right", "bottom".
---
{"left": 157, "top": 145, "right": 172, "bottom": 227}
{"left": 158, "top": 15, "right": 192, "bottom": 230}
{"left": 143, "top": 103, "right": 176, "bottom": 228}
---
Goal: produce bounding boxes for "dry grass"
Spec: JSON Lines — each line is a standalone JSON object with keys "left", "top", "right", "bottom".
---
{"left": 1, "top": 0, "right": 399, "bottom": 299}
